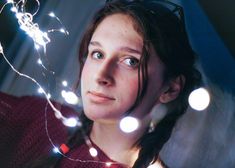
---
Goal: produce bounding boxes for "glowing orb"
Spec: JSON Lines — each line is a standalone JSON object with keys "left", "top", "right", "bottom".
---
{"left": 48, "top": 12, "right": 55, "bottom": 17}
{"left": 37, "top": 58, "right": 42, "bottom": 65}
{"left": 89, "top": 147, "right": 98, "bottom": 157}
{"left": 105, "top": 162, "right": 112, "bottom": 167}
{"left": 61, "top": 90, "right": 79, "bottom": 105}
{"left": 188, "top": 87, "right": 210, "bottom": 111}
{"left": 119, "top": 116, "right": 139, "bottom": 133}
{"left": 62, "top": 117, "right": 78, "bottom": 127}
{"left": 37, "top": 87, "right": 44, "bottom": 94}
{"left": 52, "top": 147, "right": 59, "bottom": 153}
{"left": 47, "top": 93, "right": 51, "bottom": 99}
{"left": 62, "top": 80, "right": 68, "bottom": 87}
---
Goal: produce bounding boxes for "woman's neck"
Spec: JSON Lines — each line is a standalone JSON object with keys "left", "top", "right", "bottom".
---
{"left": 89, "top": 121, "right": 148, "bottom": 166}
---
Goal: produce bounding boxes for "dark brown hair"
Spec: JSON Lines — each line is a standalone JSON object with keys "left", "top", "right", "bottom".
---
{"left": 77, "top": 1, "right": 201, "bottom": 167}
{"left": 29, "top": 1, "right": 201, "bottom": 167}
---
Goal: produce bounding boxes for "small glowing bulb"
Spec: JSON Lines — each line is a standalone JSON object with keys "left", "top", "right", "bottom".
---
{"left": 48, "top": 12, "right": 55, "bottom": 17}
{"left": 62, "top": 117, "right": 78, "bottom": 127}
{"left": 37, "top": 87, "right": 44, "bottom": 94}
{"left": 188, "top": 87, "right": 210, "bottom": 111}
{"left": 61, "top": 90, "right": 79, "bottom": 105}
{"left": 106, "top": 162, "right": 112, "bottom": 167}
{"left": 60, "top": 28, "right": 65, "bottom": 33}
{"left": 89, "top": 147, "right": 98, "bottom": 157}
{"left": 52, "top": 147, "right": 60, "bottom": 153}
{"left": 62, "top": 80, "right": 68, "bottom": 87}
{"left": 47, "top": 93, "right": 51, "bottom": 99}
{"left": 119, "top": 116, "right": 139, "bottom": 133}
{"left": 37, "top": 58, "right": 42, "bottom": 65}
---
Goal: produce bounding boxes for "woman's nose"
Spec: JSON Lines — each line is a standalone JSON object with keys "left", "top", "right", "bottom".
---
{"left": 95, "top": 60, "right": 115, "bottom": 86}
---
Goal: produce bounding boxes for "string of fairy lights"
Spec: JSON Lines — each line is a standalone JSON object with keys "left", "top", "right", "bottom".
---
{"left": 0, "top": 0, "right": 127, "bottom": 167}
{"left": 0, "top": 0, "right": 210, "bottom": 167}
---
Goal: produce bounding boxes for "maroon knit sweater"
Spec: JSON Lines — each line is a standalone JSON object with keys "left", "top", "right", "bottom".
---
{"left": 0, "top": 92, "right": 126, "bottom": 168}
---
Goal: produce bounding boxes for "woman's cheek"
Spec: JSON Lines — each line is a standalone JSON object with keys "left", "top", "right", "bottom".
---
{"left": 122, "top": 76, "right": 139, "bottom": 100}
{"left": 81, "top": 62, "right": 92, "bottom": 95}
{"left": 81, "top": 60, "right": 94, "bottom": 82}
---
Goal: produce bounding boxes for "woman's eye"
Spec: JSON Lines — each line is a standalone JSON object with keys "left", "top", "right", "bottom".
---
{"left": 123, "top": 57, "right": 139, "bottom": 68}
{"left": 92, "top": 51, "right": 103, "bottom": 59}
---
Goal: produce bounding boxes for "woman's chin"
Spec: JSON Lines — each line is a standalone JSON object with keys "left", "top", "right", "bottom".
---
{"left": 84, "top": 110, "right": 121, "bottom": 124}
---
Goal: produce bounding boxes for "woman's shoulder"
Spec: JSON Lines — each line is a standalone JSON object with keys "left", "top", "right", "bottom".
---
{"left": 0, "top": 91, "right": 78, "bottom": 122}
{"left": 0, "top": 92, "right": 78, "bottom": 167}
{"left": 0, "top": 92, "right": 48, "bottom": 116}
{"left": 0, "top": 92, "right": 20, "bottom": 111}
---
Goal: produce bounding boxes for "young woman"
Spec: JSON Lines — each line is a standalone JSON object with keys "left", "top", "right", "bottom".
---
{"left": 0, "top": 0, "right": 201, "bottom": 167}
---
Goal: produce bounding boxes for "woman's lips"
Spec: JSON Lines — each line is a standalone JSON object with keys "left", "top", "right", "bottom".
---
{"left": 88, "top": 91, "right": 115, "bottom": 103}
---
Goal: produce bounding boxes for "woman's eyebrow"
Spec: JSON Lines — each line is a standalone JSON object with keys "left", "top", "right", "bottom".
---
{"left": 119, "top": 46, "right": 142, "bottom": 55}
{"left": 89, "top": 41, "right": 102, "bottom": 47}
{"left": 90, "top": 41, "right": 141, "bottom": 55}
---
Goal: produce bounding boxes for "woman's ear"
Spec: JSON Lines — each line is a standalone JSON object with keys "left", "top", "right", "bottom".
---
{"left": 159, "top": 75, "right": 185, "bottom": 103}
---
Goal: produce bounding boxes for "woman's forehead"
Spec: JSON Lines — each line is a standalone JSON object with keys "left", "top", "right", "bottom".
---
{"left": 90, "top": 13, "right": 143, "bottom": 51}
{"left": 96, "top": 14, "right": 136, "bottom": 33}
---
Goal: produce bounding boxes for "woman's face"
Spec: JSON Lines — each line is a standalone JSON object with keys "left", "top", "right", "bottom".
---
{"left": 81, "top": 13, "right": 166, "bottom": 124}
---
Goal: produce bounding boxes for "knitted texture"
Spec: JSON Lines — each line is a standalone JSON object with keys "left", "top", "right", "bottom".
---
{"left": 0, "top": 92, "right": 126, "bottom": 168}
